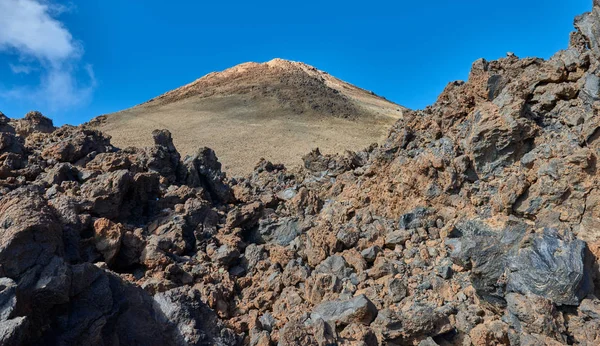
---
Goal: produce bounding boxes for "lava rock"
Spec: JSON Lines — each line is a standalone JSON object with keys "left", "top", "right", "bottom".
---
{"left": 311, "top": 294, "right": 378, "bottom": 326}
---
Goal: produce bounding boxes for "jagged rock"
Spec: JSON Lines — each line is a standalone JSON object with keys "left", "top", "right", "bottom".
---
{"left": 226, "top": 201, "right": 264, "bottom": 229}
{"left": 117, "top": 228, "right": 144, "bottom": 268}
{"left": 279, "top": 320, "right": 317, "bottom": 346}
{"left": 180, "top": 147, "right": 233, "bottom": 203}
{"left": 302, "top": 148, "right": 357, "bottom": 175}
{"left": 154, "top": 287, "right": 242, "bottom": 345}
{"left": 448, "top": 221, "right": 592, "bottom": 307}
{"left": 240, "top": 244, "right": 265, "bottom": 272}
{"left": 310, "top": 294, "right": 377, "bottom": 326}
{"left": 361, "top": 246, "right": 381, "bottom": 263}
{"left": 93, "top": 218, "right": 124, "bottom": 265}
{"left": 80, "top": 170, "right": 132, "bottom": 219}
{"left": 148, "top": 129, "right": 181, "bottom": 183}
{"left": 575, "top": 3, "right": 600, "bottom": 55}
{"left": 41, "top": 127, "right": 110, "bottom": 163}
{"left": 0, "top": 278, "right": 17, "bottom": 321}
{"left": 0, "top": 187, "right": 62, "bottom": 277}
{"left": 506, "top": 229, "right": 592, "bottom": 306}
{"left": 505, "top": 293, "right": 567, "bottom": 342}
{"left": 314, "top": 255, "right": 354, "bottom": 279}
{"left": 387, "top": 277, "right": 407, "bottom": 303}
{"left": 14, "top": 111, "right": 55, "bottom": 137}
{"left": 254, "top": 217, "right": 302, "bottom": 246}
{"left": 42, "top": 162, "right": 79, "bottom": 186}
{"left": 213, "top": 244, "right": 240, "bottom": 267}
{"left": 398, "top": 207, "right": 431, "bottom": 230}
{"left": 0, "top": 112, "right": 14, "bottom": 134}
{"left": 373, "top": 304, "right": 452, "bottom": 344}
{"left": 0, "top": 317, "right": 28, "bottom": 346}
{"left": 336, "top": 227, "right": 360, "bottom": 249}
{"left": 446, "top": 220, "right": 525, "bottom": 305}
{"left": 385, "top": 230, "right": 411, "bottom": 248}
{"left": 0, "top": 133, "right": 27, "bottom": 178}
{"left": 418, "top": 337, "right": 439, "bottom": 346}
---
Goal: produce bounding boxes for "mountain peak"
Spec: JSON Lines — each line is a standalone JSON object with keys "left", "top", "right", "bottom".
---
{"left": 146, "top": 59, "right": 403, "bottom": 119}
{"left": 92, "top": 59, "right": 406, "bottom": 174}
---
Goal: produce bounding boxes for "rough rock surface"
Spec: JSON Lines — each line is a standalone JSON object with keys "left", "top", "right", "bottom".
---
{"left": 3, "top": 3, "right": 600, "bottom": 345}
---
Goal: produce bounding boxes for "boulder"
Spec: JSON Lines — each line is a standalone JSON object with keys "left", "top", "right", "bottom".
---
{"left": 254, "top": 217, "right": 301, "bottom": 246}
{"left": 154, "top": 287, "right": 241, "bottom": 345}
{"left": 506, "top": 229, "right": 592, "bottom": 306}
{"left": 311, "top": 294, "right": 378, "bottom": 326}
{"left": 0, "top": 187, "right": 62, "bottom": 277}
{"left": 14, "top": 111, "right": 54, "bottom": 137}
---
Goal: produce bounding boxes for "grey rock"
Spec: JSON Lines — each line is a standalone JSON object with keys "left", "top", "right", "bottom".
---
{"left": 0, "top": 278, "right": 17, "bottom": 321}
{"left": 277, "top": 188, "right": 297, "bottom": 200}
{"left": 580, "top": 298, "right": 600, "bottom": 319}
{"left": 310, "top": 294, "right": 377, "bottom": 326}
{"left": 154, "top": 287, "right": 241, "bottom": 346}
{"left": 147, "top": 129, "right": 181, "bottom": 183}
{"left": 0, "top": 316, "right": 28, "bottom": 346}
{"left": 372, "top": 304, "right": 452, "bottom": 344}
{"left": 448, "top": 220, "right": 592, "bottom": 307}
{"left": 446, "top": 220, "right": 526, "bottom": 306}
{"left": 361, "top": 246, "right": 381, "bottom": 263}
{"left": 575, "top": 5, "right": 600, "bottom": 56}
{"left": 336, "top": 227, "right": 359, "bottom": 249}
{"left": 583, "top": 72, "right": 600, "bottom": 101}
{"left": 213, "top": 245, "right": 240, "bottom": 267}
{"left": 33, "top": 257, "right": 72, "bottom": 307}
{"left": 179, "top": 147, "right": 233, "bottom": 204}
{"left": 229, "top": 266, "right": 245, "bottom": 277}
{"left": 387, "top": 277, "right": 407, "bottom": 303}
{"left": 0, "top": 187, "right": 63, "bottom": 278}
{"left": 417, "top": 280, "right": 432, "bottom": 291}
{"left": 419, "top": 337, "right": 439, "bottom": 346}
{"left": 385, "top": 230, "right": 410, "bottom": 247}
{"left": 312, "top": 317, "right": 337, "bottom": 346}
{"left": 250, "top": 330, "right": 270, "bottom": 346}
{"left": 398, "top": 207, "right": 430, "bottom": 230}
{"left": 506, "top": 229, "right": 592, "bottom": 306}
{"left": 241, "top": 244, "right": 265, "bottom": 271}
{"left": 436, "top": 265, "right": 452, "bottom": 279}
{"left": 80, "top": 170, "right": 133, "bottom": 219}
{"left": 314, "top": 255, "right": 354, "bottom": 279}
{"left": 256, "top": 217, "right": 301, "bottom": 246}
{"left": 43, "top": 162, "right": 79, "bottom": 186}
{"left": 505, "top": 293, "right": 565, "bottom": 340}
{"left": 259, "top": 312, "right": 276, "bottom": 332}
{"left": 226, "top": 202, "right": 263, "bottom": 229}
{"left": 487, "top": 74, "right": 507, "bottom": 101}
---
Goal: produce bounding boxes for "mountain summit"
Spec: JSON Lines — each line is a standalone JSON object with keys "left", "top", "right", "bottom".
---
{"left": 91, "top": 59, "right": 405, "bottom": 174}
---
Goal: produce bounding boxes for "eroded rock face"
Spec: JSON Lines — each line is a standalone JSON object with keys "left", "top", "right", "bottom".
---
{"left": 3, "top": 2, "right": 600, "bottom": 345}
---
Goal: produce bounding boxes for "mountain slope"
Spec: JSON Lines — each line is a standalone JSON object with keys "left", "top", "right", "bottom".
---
{"left": 90, "top": 59, "right": 406, "bottom": 175}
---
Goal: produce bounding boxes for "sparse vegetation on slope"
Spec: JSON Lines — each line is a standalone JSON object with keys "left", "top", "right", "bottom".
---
{"left": 89, "top": 58, "right": 405, "bottom": 175}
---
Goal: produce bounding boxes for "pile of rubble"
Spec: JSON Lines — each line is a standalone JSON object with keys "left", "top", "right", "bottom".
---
{"left": 3, "top": 2, "right": 600, "bottom": 345}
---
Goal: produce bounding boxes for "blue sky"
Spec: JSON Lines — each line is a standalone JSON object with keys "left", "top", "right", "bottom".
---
{"left": 0, "top": 0, "right": 591, "bottom": 125}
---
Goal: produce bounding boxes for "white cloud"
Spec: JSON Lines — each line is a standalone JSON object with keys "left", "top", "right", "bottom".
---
{"left": 0, "top": 0, "right": 94, "bottom": 110}
{"left": 9, "top": 63, "right": 36, "bottom": 74}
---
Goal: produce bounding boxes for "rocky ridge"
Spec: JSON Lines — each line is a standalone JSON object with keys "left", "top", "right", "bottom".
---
{"left": 2, "top": 3, "right": 600, "bottom": 346}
